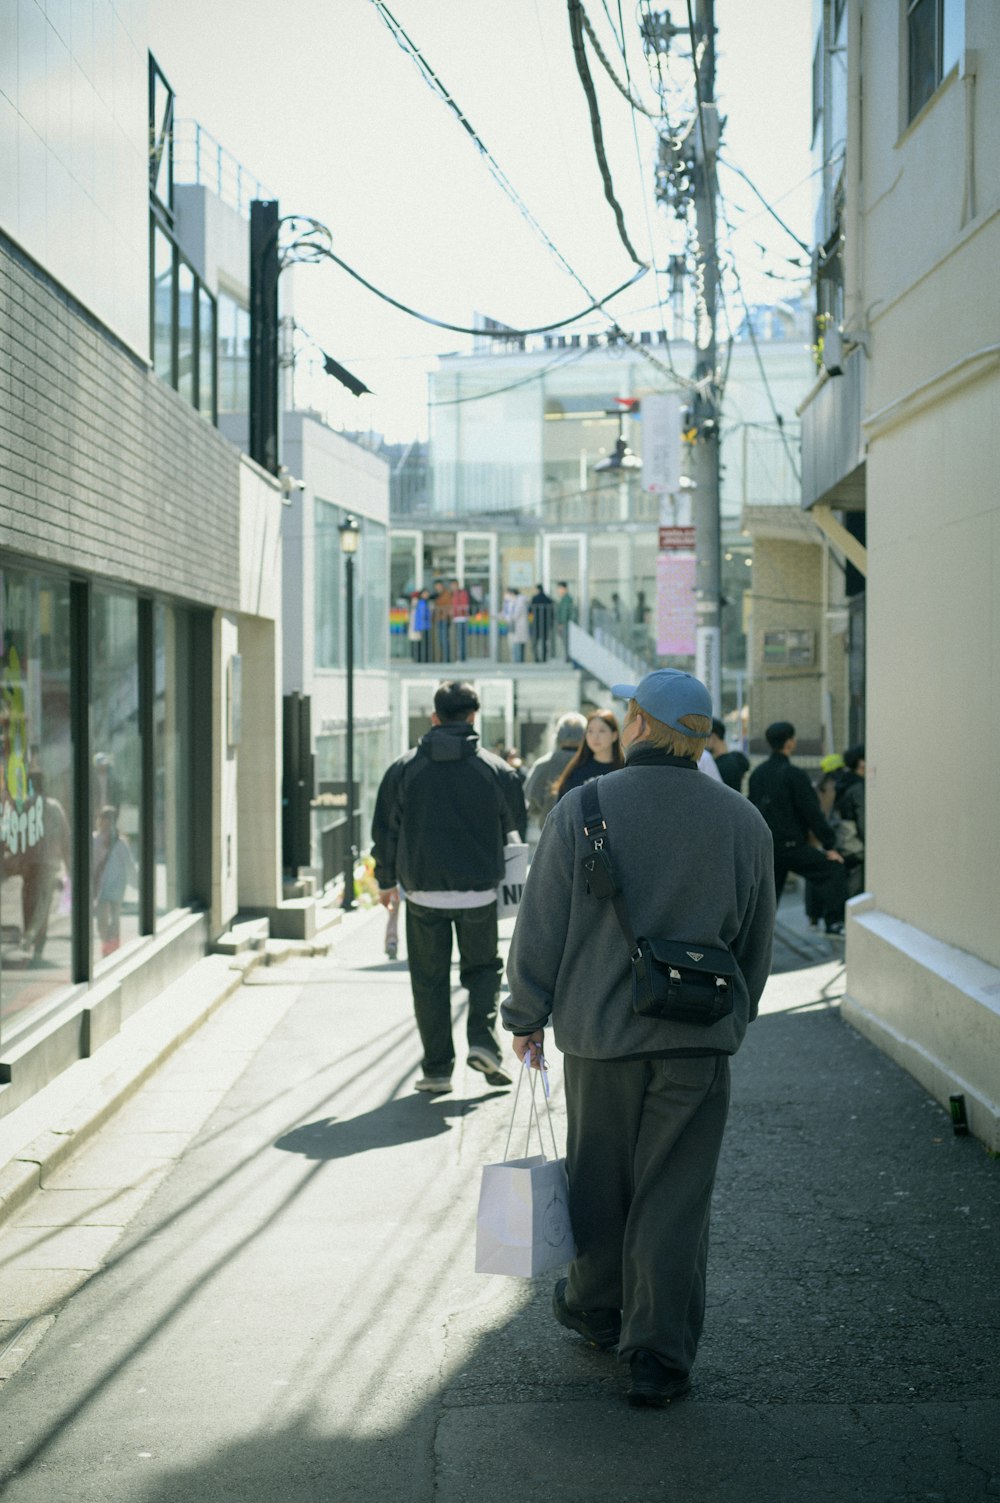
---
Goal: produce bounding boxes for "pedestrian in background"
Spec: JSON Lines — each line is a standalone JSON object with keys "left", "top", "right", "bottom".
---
{"left": 553, "top": 709, "right": 624, "bottom": 800}
{"left": 431, "top": 578, "right": 452, "bottom": 662}
{"left": 450, "top": 578, "right": 470, "bottom": 661}
{"left": 524, "top": 712, "right": 587, "bottom": 832}
{"left": 503, "top": 668, "right": 774, "bottom": 1407}
{"left": 806, "top": 753, "right": 845, "bottom": 928}
{"left": 530, "top": 584, "right": 554, "bottom": 662}
{"left": 555, "top": 581, "right": 576, "bottom": 657}
{"left": 503, "top": 588, "right": 530, "bottom": 663}
{"left": 748, "top": 720, "right": 847, "bottom": 936}
{"left": 834, "top": 744, "right": 866, "bottom": 898}
{"left": 708, "top": 718, "right": 750, "bottom": 792}
{"left": 371, "top": 681, "right": 526, "bottom": 1094}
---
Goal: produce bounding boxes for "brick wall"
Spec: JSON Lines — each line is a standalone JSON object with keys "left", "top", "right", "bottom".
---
{"left": 0, "top": 233, "right": 240, "bottom": 610}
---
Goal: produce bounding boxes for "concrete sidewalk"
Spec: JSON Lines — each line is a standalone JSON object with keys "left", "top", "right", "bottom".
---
{"left": 0, "top": 900, "right": 996, "bottom": 1501}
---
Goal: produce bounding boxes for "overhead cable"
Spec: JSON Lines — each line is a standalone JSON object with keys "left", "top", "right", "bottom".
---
{"left": 293, "top": 236, "right": 649, "bottom": 338}
{"left": 577, "top": 0, "right": 660, "bottom": 117}
{"left": 369, "top": 0, "right": 600, "bottom": 302}
{"left": 718, "top": 154, "right": 811, "bottom": 252}
{"left": 715, "top": 195, "right": 802, "bottom": 484}
{"left": 567, "top": 0, "right": 648, "bottom": 268}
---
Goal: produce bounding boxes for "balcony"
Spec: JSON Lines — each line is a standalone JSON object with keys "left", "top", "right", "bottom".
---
{"left": 799, "top": 348, "right": 867, "bottom": 510}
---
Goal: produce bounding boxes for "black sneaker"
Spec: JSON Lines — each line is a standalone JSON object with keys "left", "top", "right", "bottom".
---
{"left": 467, "top": 1047, "right": 513, "bottom": 1087}
{"left": 627, "top": 1349, "right": 691, "bottom": 1407}
{"left": 552, "top": 1278, "right": 621, "bottom": 1350}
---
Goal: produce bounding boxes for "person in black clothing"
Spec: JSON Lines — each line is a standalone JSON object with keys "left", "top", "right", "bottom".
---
{"left": 834, "top": 744, "right": 866, "bottom": 898}
{"left": 552, "top": 709, "right": 624, "bottom": 800}
{"left": 371, "top": 681, "right": 527, "bottom": 1094}
{"left": 530, "top": 585, "right": 555, "bottom": 663}
{"left": 707, "top": 719, "right": 750, "bottom": 792}
{"left": 748, "top": 721, "right": 847, "bottom": 935}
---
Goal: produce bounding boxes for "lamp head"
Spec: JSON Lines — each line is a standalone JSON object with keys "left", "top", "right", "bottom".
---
{"left": 338, "top": 514, "right": 361, "bottom": 554}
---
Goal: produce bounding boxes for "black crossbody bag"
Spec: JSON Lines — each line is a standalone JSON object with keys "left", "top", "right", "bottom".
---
{"left": 580, "top": 779, "right": 736, "bottom": 1027}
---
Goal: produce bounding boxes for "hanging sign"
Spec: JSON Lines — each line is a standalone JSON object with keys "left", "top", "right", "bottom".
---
{"left": 641, "top": 393, "right": 681, "bottom": 495}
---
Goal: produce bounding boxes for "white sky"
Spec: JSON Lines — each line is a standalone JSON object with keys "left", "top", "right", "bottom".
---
{"left": 150, "top": 1, "right": 816, "bottom": 441}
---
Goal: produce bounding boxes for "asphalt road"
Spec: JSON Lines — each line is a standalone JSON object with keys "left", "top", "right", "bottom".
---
{"left": 0, "top": 903, "right": 997, "bottom": 1502}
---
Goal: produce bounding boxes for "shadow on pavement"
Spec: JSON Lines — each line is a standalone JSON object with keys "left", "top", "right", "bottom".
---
{"left": 274, "top": 1091, "right": 510, "bottom": 1160}
{"left": 2, "top": 981, "right": 998, "bottom": 1503}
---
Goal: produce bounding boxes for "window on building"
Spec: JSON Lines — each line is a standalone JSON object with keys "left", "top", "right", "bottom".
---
{"left": 313, "top": 504, "right": 388, "bottom": 671}
{"left": 148, "top": 53, "right": 217, "bottom": 422}
{"left": 91, "top": 590, "right": 142, "bottom": 965}
{"left": 907, "top": 0, "right": 964, "bottom": 122}
{"left": 152, "top": 222, "right": 175, "bottom": 385}
{"left": 363, "top": 519, "right": 388, "bottom": 670}
{"left": 0, "top": 567, "right": 74, "bottom": 1042}
{"left": 217, "top": 291, "right": 251, "bottom": 416}
{"left": 198, "top": 288, "right": 217, "bottom": 421}
{"left": 149, "top": 55, "right": 174, "bottom": 222}
{"left": 153, "top": 603, "right": 195, "bottom": 918}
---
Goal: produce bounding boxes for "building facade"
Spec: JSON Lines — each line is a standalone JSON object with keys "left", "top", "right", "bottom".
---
{"left": 802, "top": 0, "right": 1000, "bottom": 1145}
{"left": 387, "top": 320, "right": 814, "bottom": 759}
{"left": 0, "top": 6, "right": 286, "bottom": 1113}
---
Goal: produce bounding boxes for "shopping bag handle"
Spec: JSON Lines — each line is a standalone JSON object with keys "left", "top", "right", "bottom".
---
{"left": 502, "top": 1044, "right": 560, "bottom": 1163}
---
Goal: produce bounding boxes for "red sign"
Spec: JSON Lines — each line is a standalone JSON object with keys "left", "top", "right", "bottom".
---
{"left": 658, "top": 526, "right": 696, "bottom": 551}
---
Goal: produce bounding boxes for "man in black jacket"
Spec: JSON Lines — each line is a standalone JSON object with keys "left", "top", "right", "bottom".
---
{"left": 748, "top": 721, "right": 847, "bottom": 935}
{"left": 372, "top": 681, "right": 527, "bottom": 1093}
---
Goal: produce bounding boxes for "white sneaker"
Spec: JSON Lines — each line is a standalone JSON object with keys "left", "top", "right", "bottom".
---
{"left": 415, "top": 1074, "right": 452, "bottom": 1093}
{"left": 467, "top": 1048, "right": 513, "bottom": 1087}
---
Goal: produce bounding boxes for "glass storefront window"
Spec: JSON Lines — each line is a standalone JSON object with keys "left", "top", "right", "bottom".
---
{"left": 0, "top": 568, "right": 73, "bottom": 1040}
{"left": 154, "top": 603, "right": 193, "bottom": 917}
{"left": 91, "top": 591, "right": 141, "bottom": 962}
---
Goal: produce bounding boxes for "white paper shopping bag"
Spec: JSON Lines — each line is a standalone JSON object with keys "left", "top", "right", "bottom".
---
{"left": 475, "top": 1050, "right": 575, "bottom": 1278}
{"left": 496, "top": 840, "right": 529, "bottom": 919}
{"left": 475, "top": 1153, "right": 575, "bottom": 1276}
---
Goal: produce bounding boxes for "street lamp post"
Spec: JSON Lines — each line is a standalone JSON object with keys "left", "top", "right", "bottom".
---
{"left": 338, "top": 514, "right": 361, "bottom": 911}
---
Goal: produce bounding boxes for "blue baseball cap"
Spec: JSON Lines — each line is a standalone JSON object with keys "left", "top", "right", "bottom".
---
{"left": 611, "top": 669, "right": 714, "bottom": 738}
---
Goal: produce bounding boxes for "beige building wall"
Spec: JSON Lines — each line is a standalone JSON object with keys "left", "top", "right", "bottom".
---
{"left": 841, "top": 0, "right": 1000, "bottom": 1148}
{"left": 747, "top": 537, "right": 844, "bottom": 750}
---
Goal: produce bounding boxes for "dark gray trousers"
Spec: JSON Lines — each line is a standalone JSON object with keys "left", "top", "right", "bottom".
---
{"left": 563, "top": 1052, "right": 731, "bottom": 1373}
{"left": 404, "top": 900, "right": 503, "bottom": 1076}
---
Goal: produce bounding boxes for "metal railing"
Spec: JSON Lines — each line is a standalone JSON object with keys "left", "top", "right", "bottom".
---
{"left": 173, "top": 119, "right": 274, "bottom": 217}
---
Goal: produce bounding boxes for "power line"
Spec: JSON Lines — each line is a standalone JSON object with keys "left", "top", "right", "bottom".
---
{"left": 717, "top": 154, "right": 811, "bottom": 253}
{"left": 567, "top": 0, "right": 648, "bottom": 268}
{"left": 715, "top": 192, "right": 803, "bottom": 485}
{"left": 293, "top": 233, "right": 649, "bottom": 338}
{"left": 576, "top": 0, "right": 660, "bottom": 117}
{"left": 368, "top": 0, "right": 598, "bottom": 301}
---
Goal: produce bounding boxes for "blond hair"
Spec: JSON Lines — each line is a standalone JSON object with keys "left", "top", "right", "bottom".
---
{"left": 625, "top": 699, "right": 710, "bottom": 759}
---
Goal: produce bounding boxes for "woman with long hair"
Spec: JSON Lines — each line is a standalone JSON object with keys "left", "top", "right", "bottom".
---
{"left": 552, "top": 709, "right": 624, "bottom": 800}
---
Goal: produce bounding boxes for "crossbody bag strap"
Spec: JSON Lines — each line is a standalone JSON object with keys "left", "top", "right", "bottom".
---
{"left": 580, "top": 780, "right": 642, "bottom": 961}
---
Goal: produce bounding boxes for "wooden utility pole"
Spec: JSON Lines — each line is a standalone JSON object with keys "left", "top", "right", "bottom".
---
{"left": 689, "top": 0, "right": 722, "bottom": 710}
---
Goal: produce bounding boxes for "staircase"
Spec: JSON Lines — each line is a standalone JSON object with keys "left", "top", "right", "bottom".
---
{"left": 567, "top": 621, "right": 651, "bottom": 695}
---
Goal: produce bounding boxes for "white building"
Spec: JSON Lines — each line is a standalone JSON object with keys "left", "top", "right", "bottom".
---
{"left": 801, "top": 0, "right": 1000, "bottom": 1147}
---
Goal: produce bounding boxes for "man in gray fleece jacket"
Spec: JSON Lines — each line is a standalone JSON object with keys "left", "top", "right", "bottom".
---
{"left": 503, "top": 669, "right": 774, "bottom": 1407}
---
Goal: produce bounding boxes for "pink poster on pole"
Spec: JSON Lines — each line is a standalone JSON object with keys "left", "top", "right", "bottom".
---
{"left": 656, "top": 552, "right": 696, "bottom": 656}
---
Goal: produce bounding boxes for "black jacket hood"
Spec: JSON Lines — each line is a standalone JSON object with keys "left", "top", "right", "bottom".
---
{"left": 418, "top": 723, "right": 481, "bottom": 763}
